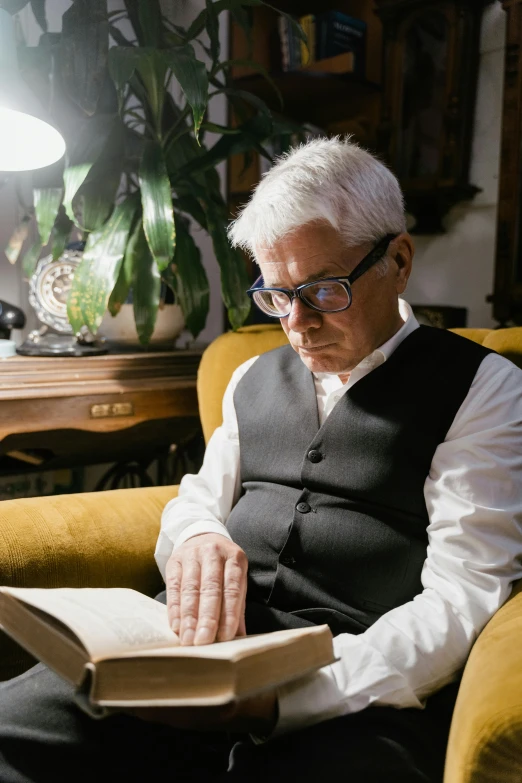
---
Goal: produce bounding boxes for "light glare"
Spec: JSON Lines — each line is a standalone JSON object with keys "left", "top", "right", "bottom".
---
{"left": 0, "top": 107, "right": 66, "bottom": 171}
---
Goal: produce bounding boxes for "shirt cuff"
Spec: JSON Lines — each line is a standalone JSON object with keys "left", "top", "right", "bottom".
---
{"left": 173, "top": 521, "right": 233, "bottom": 549}
{"left": 272, "top": 666, "right": 346, "bottom": 737}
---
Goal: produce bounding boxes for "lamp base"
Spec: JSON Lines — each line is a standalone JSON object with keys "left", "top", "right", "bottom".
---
{"left": 16, "top": 333, "right": 108, "bottom": 357}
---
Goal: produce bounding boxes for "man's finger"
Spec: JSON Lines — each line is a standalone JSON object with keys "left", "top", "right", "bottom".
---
{"left": 179, "top": 557, "right": 202, "bottom": 646}
{"left": 217, "top": 552, "right": 247, "bottom": 642}
{"left": 165, "top": 557, "right": 182, "bottom": 639}
{"left": 193, "top": 549, "right": 224, "bottom": 645}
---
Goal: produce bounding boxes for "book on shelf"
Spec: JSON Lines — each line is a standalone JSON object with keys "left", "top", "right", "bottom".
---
{"left": 0, "top": 586, "right": 335, "bottom": 717}
{"left": 278, "top": 11, "right": 366, "bottom": 76}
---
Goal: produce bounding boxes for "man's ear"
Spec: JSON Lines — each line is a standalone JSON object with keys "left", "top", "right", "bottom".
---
{"left": 391, "top": 233, "right": 414, "bottom": 294}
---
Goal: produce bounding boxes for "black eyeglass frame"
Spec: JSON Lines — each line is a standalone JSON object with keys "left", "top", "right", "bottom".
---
{"left": 246, "top": 234, "right": 398, "bottom": 318}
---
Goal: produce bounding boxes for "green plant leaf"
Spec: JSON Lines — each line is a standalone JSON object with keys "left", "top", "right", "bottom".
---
{"left": 34, "top": 187, "right": 63, "bottom": 246}
{"left": 134, "top": 48, "right": 167, "bottom": 132}
{"left": 67, "top": 194, "right": 138, "bottom": 334}
{"left": 139, "top": 140, "right": 175, "bottom": 272}
{"left": 21, "top": 240, "right": 43, "bottom": 279}
{"left": 63, "top": 114, "right": 116, "bottom": 224}
{"left": 4, "top": 216, "right": 31, "bottom": 265}
{"left": 162, "top": 45, "right": 208, "bottom": 142}
{"left": 173, "top": 113, "right": 272, "bottom": 182}
{"left": 74, "top": 170, "right": 119, "bottom": 232}
{"left": 108, "top": 23, "right": 135, "bottom": 48}
{"left": 123, "top": 0, "right": 163, "bottom": 47}
{"left": 215, "top": 59, "right": 283, "bottom": 108}
{"left": 30, "top": 0, "right": 47, "bottom": 32}
{"left": 107, "top": 214, "right": 139, "bottom": 316}
{"left": 204, "top": 202, "right": 250, "bottom": 329}
{"left": 186, "top": 0, "right": 262, "bottom": 41}
{"left": 172, "top": 193, "right": 207, "bottom": 230}
{"left": 61, "top": 0, "right": 109, "bottom": 116}
{"left": 205, "top": 0, "right": 220, "bottom": 68}
{"left": 51, "top": 207, "right": 74, "bottom": 261}
{"left": 131, "top": 222, "right": 161, "bottom": 344}
{"left": 165, "top": 214, "right": 209, "bottom": 338}
{"left": 108, "top": 47, "right": 140, "bottom": 113}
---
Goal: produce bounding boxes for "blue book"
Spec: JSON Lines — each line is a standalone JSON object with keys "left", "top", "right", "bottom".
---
{"left": 316, "top": 11, "right": 366, "bottom": 75}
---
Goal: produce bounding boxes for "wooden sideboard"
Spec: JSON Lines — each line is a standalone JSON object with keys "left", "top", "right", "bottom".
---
{"left": 0, "top": 350, "right": 203, "bottom": 486}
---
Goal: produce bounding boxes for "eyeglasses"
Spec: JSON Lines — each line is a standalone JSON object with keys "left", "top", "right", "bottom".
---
{"left": 246, "top": 234, "right": 397, "bottom": 318}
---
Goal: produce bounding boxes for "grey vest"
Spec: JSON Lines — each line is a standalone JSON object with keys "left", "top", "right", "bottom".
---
{"left": 228, "top": 326, "right": 493, "bottom": 636}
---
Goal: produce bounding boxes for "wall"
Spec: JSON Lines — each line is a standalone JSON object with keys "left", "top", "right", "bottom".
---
{"left": 0, "top": 0, "right": 225, "bottom": 346}
{"left": 405, "top": 2, "right": 506, "bottom": 328}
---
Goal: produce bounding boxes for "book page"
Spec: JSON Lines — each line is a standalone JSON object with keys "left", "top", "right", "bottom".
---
{"left": 1, "top": 587, "right": 177, "bottom": 660}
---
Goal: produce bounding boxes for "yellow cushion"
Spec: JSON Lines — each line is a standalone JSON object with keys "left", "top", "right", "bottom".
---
{"left": 482, "top": 327, "right": 522, "bottom": 369}
{"left": 444, "top": 580, "right": 522, "bottom": 782}
{"left": 0, "top": 485, "right": 176, "bottom": 679}
{"left": 197, "top": 324, "right": 288, "bottom": 443}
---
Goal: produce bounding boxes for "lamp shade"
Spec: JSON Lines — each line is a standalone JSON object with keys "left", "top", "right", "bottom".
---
{"left": 0, "top": 9, "right": 65, "bottom": 171}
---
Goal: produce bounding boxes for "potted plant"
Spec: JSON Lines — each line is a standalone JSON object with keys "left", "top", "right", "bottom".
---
{"left": 4, "top": 0, "right": 307, "bottom": 344}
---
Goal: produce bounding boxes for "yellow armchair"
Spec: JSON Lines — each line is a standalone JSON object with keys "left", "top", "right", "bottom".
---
{"left": 0, "top": 323, "right": 521, "bottom": 783}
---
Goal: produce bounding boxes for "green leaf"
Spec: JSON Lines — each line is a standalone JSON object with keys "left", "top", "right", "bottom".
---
{"left": 205, "top": 0, "right": 220, "bottom": 68}
{"left": 131, "top": 222, "right": 161, "bottom": 344}
{"left": 108, "top": 23, "right": 135, "bottom": 48}
{"left": 67, "top": 194, "right": 138, "bottom": 334}
{"left": 162, "top": 45, "right": 208, "bottom": 142}
{"left": 21, "top": 240, "right": 43, "bottom": 279}
{"left": 51, "top": 207, "right": 74, "bottom": 261}
{"left": 4, "top": 216, "right": 31, "bottom": 265}
{"left": 30, "top": 0, "right": 47, "bottom": 32}
{"left": 108, "top": 47, "right": 140, "bottom": 113}
{"left": 215, "top": 59, "right": 283, "bottom": 108}
{"left": 61, "top": 0, "right": 109, "bottom": 116}
{"left": 172, "top": 193, "right": 207, "bottom": 230}
{"left": 135, "top": 48, "right": 167, "bottom": 132}
{"left": 173, "top": 113, "right": 272, "bottom": 182}
{"left": 74, "top": 170, "right": 119, "bottom": 232}
{"left": 186, "top": 0, "right": 262, "bottom": 41}
{"left": 204, "top": 202, "right": 250, "bottom": 329}
{"left": 139, "top": 140, "right": 175, "bottom": 272}
{"left": 107, "top": 215, "right": 139, "bottom": 316}
{"left": 123, "top": 0, "right": 163, "bottom": 47}
{"left": 166, "top": 214, "right": 209, "bottom": 339}
{"left": 63, "top": 114, "right": 116, "bottom": 224}
{"left": 34, "top": 187, "right": 63, "bottom": 247}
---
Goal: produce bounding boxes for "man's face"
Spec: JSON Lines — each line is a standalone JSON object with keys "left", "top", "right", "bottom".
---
{"left": 256, "top": 221, "right": 413, "bottom": 375}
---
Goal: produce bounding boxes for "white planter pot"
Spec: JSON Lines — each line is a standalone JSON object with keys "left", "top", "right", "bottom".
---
{"left": 99, "top": 303, "right": 185, "bottom": 347}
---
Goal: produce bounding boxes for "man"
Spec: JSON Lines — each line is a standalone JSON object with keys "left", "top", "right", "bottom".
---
{"left": 1, "top": 137, "right": 521, "bottom": 783}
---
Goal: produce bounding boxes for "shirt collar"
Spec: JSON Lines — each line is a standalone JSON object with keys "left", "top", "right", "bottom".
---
{"left": 313, "top": 298, "right": 420, "bottom": 382}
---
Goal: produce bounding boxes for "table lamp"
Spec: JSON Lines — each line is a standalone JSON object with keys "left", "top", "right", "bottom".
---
{"left": 0, "top": 8, "right": 65, "bottom": 171}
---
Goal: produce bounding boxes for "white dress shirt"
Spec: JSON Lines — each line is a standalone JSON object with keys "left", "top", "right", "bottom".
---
{"left": 155, "top": 299, "right": 522, "bottom": 736}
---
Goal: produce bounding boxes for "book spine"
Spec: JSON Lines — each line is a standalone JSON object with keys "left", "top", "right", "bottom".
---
{"left": 278, "top": 16, "right": 289, "bottom": 72}
{"left": 316, "top": 11, "right": 366, "bottom": 75}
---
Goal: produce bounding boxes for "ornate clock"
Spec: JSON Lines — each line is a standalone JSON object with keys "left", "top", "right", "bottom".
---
{"left": 28, "top": 250, "right": 80, "bottom": 333}
{"left": 16, "top": 249, "right": 108, "bottom": 357}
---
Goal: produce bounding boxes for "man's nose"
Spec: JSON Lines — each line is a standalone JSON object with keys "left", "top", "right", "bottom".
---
{"left": 286, "top": 296, "right": 322, "bottom": 332}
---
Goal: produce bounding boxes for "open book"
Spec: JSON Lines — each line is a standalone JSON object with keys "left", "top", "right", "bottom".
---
{"left": 0, "top": 587, "right": 335, "bottom": 713}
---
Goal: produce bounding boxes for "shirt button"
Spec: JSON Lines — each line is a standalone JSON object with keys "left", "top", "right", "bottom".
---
{"left": 333, "top": 395, "right": 340, "bottom": 403}
{"left": 280, "top": 556, "right": 296, "bottom": 567}
{"left": 296, "top": 501, "right": 311, "bottom": 513}
{"left": 307, "top": 449, "right": 323, "bottom": 463}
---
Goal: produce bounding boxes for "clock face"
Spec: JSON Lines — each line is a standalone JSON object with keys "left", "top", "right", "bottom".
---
{"left": 28, "top": 250, "right": 83, "bottom": 333}
{"left": 38, "top": 262, "right": 75, "bottom": 317}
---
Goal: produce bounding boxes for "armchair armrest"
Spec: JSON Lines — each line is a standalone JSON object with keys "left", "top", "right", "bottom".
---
{"left": 0, "top": 485, "right": 178, "bottom": 680}
{"left": 444, "top": 579, "right": 522, "bottom": 782}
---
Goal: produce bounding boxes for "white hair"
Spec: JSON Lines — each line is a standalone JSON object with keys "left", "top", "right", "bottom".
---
{"left": 227, "top": 137, "right": 406, "bottom": 262}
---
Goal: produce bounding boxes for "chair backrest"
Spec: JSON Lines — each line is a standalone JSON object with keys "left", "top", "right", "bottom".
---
{"left": 197, "top": 324, "right": 522, "bottom": 444}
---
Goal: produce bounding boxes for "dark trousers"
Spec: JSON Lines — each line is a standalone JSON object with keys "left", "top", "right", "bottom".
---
{"left": 0, "top": 661, "right": 459, "bottom": 783}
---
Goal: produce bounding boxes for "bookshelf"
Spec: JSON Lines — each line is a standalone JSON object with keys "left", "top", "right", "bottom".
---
{"left": 226, "top": 0, "right": 384, "bottom": 311}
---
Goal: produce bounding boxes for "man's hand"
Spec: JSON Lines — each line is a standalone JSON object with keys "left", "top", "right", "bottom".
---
{"left": 129, "top": 690, "right": 278, "bottom": 735}
{"left": 166, "top": 533, "right": 248, "bottom": 646}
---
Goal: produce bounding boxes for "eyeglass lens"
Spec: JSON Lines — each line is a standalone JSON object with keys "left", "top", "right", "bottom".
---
{"left": 254, "top": 280, "right": 351, "bottom": 316}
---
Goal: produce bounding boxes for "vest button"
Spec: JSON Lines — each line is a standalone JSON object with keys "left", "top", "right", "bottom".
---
{"left": 296, "top": 501, "right": 311, "bottom": 513}
{"left": 308, "top": 449, "right": 323, "bottom": 463}
{"left": 281, "top": 556, "right": 296, "bottom": 567}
